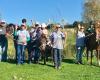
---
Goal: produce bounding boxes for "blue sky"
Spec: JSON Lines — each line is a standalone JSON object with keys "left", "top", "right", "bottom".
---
{"left": 0, "top": 0, "right": 83, "bottom": 25}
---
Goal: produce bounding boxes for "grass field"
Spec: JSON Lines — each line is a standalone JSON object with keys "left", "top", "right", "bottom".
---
{"left": 0, "top": 59, "right": 100, "bottom": 80}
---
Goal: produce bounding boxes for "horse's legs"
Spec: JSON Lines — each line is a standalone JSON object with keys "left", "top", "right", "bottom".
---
{"left": 86, "top": 49, "right": 89, "bottom": 62}
{"left": 41, "top": 50, "right": 46, "bottom": 65}
{"left": 98, "top": 50, "right": 100, "bottom": 66}
{"left": 44, "top": 51, "right": 46, "bottom": 65}
{"left": 96, "top": 50, "right": 99, "bottom": 65}
{"left": 90, "top": 50, "right": 93, "bottom": 65}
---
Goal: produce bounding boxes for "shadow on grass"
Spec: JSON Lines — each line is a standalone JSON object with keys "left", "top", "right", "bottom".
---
{"left": 39, "top": 61, "right": 54, "bottom": 68}
{"left": 62, "top": 59, "right": 75, "bottom": 64}
{"left": 6, "top": 59, "right": 17, "bottom": 64}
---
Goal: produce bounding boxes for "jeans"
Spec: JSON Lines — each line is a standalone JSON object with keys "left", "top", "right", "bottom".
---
{"left": 53, "top": 48, "right": 62, "bottom": 68}
{"left": 17, "top": 44, "right": 26, "bottom": 64}
{"left": 0, "top": 35, "right": 8, "bottom": 61}
{"left": 76, "top": 46, "right": 84, "bottom": 63}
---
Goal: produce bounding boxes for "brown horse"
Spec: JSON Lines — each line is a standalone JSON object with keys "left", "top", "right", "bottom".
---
{"left": 39, "top": 33, "right": 52, "bottom": 64}
{"left": 95, "top": 23, "right": 100, "bottom": 66}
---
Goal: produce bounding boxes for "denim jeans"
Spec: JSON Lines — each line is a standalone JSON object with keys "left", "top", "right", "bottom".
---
{"left": 0, "top": 35, "right": 8, "bottom": 61}
{"left": 53, "top": 48, "right": 62, "bottom": 68}
{"left": 76, "top": 46, "right": 84, "bottom": 63}
{"left": 17, "top": 44, "right": 26, "bottom": 64}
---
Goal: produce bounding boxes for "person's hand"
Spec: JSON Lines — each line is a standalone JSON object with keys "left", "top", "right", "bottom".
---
{"left": 15, "top": 25, "right": 18, "bottom": 30}
{"left": 22, "top": 40, "right": 26, "bottom": 44}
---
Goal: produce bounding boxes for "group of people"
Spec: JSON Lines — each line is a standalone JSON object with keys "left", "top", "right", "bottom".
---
{"left": 0, "top": 19, "right": 98, "bottom": 69}
{"left": 0, "top": 18, "right": 66, "bottom": 69}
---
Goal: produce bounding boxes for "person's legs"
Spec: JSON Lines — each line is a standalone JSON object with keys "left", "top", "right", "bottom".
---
{"left": 53, "top": 48, "right": 58, "bottom": 68}
{"left": 28, "top": 43, "right": 32, "bottom": 63}
{"left": 57, "top": 49, "right": 62, "bottom": 68}
{"left": 1, "top": 38, "right": 8, "bottom": 62}
{"left": 17, "top": 44, "right": 21, "bottom": 64}
{"left": 34, "top": 47, "right": 40, "bottom": 63}
{"left": 79, "top": 47, "right": 84, "bottom": 64}
{"left": 76, "top": 46, "right": 81, "bottom": 63}
{"left": 14, "top": 41, "right": 17, "bottom": 62}
{"left": 21, "top": 45, "right": 26, "bottom": 64}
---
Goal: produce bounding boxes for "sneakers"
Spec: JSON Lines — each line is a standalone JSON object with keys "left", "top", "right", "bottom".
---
{"left": 58, "top": 66, "right": 61, "bottom": 69}
{"left": 54, "top": 66, "right": 61, "bottom": 69}
{"left": 75, "top": 61, "right": 83, "bottom": 64}
{"left": 54, "top": 66, "right": 58, "bottom": 69}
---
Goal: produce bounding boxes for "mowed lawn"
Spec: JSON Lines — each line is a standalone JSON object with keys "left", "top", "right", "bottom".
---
{"left": 0, "top": 59, "right": 100, "bottom": 80}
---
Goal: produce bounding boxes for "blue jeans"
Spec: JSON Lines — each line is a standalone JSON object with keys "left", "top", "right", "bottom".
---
{"left": 17, "top": 44, "right": 26, "bottom": 64}
{"left": 53, "top": 48, "right": 62, "bottom": 68}
{"left": 0, "top": 35, "right": 8, "bottom": 61}
{"left": 76, "top": 46, "right": 84, "bottom": 63}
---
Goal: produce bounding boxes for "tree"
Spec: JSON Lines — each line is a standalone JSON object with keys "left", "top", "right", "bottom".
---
{"left": 83, "top": 0, "right": 100, "bottom": 23}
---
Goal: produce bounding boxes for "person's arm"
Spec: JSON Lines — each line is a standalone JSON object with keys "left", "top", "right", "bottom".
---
{"left": 26, "top": 31, "right": 30, "bottom": 42}
{"left": 50, "top": 33, "right": 54, "bottom": 45}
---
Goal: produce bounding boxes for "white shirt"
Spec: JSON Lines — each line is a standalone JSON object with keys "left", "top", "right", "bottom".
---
{"left": 51, "top": 31, "right": 65, "bottom": 49}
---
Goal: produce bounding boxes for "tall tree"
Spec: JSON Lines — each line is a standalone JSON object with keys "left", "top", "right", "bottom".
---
{"left": 83, "top": 0, "right": 100, "bottom": 23}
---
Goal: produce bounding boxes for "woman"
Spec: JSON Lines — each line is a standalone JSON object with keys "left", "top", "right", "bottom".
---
{"left": 16, "top": 24, "right": 30, "bottom": 64}
{"left": 76, "top": 25, "right": 85, "bottom": 64}
{"left": 50, "top": 24, "right": 65, "bottom": 69}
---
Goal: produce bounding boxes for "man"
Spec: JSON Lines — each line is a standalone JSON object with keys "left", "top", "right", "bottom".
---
{"left": 0, "top": 20, "right": 8, "bottom": 61}
{"left": 50, "top": 24, "right": 65, "bottom": 69}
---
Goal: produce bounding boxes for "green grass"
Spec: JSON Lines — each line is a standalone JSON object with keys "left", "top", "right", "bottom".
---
{"left": 2, "top": 29, "right": 99, "bottom": 80}
{"left": 0, "top": 59, "right": 100, "bottom": 80}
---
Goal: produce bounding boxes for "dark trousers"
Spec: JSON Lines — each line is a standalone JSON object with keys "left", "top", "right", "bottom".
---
{"left": 34, "top": 47, "right": 40, "bottom": 63}
{"left": 0, "top": 35, "right": 8, "bottom": 61}
{"left": 27, "top": 41, "right": 34, "bottom": 63}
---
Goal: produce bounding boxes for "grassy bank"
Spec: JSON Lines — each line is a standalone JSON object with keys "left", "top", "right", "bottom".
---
{"left": 0, "top": 60, "right": 100, "bottom": 80}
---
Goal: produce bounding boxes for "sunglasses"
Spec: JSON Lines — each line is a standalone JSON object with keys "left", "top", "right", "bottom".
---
{"left": 80, "top": 27, "right": 84, "bottom": 29}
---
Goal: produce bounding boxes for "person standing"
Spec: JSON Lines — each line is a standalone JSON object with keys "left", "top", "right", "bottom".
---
{"left": 0, "top": 20, "right": 8, "bottom": 61}
{"left": 16, "top": 24, "right": 30, "bottom": 64}
{"left": 50, "top": 24, "right": 65, "bottom": 69}
{"left": 76, "top": 25, "right": 85, "bottom": 64}
{"left": 33, "top": 24, "right": 42, "bottom": 63}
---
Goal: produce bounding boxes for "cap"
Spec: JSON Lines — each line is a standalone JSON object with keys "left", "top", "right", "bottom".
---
{"left": 56, "top": 24, "right": 61, "bottom": 28}
{"left": 41, "top": 23, "right": 47, "bottom": 28}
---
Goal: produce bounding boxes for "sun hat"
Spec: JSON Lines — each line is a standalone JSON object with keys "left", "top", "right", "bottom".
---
{"left": 56, "top": 24, "right": 61, "bottom": 28}
{"left": 41, "top": 23, "right": 47, "bottom": 28}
